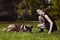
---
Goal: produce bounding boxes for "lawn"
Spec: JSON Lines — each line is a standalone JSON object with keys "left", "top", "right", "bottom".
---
{"left": 0, "top": 20, "right": 60, "bottom": 40}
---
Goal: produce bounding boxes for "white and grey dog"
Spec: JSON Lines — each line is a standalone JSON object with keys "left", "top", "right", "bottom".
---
{"left": 2, "top": 23, "right": 33, "bottom": 32}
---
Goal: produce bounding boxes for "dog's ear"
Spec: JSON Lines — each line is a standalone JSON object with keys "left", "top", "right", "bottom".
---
{"left": 25, "top": 25, "right": 33, "bottom": 28}
{"left": 31, "top": 26, "right": 33, "bottom": 28}
{"left": 25, "top": 26, "right": 28, "bottom": 28}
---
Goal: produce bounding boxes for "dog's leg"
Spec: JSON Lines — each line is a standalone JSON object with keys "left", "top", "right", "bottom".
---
{"left": 19, "top": 25, "right": 24, "bottom": 32}
{"left": 7, "top": 29, "right": 11, "bottom": 32}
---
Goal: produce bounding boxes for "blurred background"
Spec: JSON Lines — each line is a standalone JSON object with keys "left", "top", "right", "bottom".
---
{"left": 0, "top": 0, "right": 60, "bottom": 21}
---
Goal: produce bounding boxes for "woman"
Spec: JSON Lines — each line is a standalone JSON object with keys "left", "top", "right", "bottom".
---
{"left": 37, "top": 8, "right": 57, "bottom": 34}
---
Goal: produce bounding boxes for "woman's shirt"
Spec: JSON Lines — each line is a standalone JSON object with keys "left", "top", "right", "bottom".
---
{"left": 41, "top": 12, "right": 57, "bottom": 32}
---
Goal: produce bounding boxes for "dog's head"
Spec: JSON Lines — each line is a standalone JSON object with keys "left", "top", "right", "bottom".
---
{"left": 22, "top": 25, "right": 33, "bottom": 32}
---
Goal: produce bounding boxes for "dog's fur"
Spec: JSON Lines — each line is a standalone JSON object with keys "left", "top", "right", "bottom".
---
{"left": 2, "top": 23, "right": 33, "bottom": 32}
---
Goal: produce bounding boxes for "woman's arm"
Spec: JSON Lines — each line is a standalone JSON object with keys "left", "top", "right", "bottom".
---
{"left": 38, "top": 16, "right": 45, "bottom": 24}
{"left": 44, "top": 15, "right": 53, "bottom": 34}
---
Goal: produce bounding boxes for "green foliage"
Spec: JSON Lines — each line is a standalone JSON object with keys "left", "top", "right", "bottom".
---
{"left": 51, "top": 0, "right": 60, "bottom": 20}
{"left": 17, "top": 0, "right": 60, "bottom": 20}
{"left": 0, "top": 0, "right": 59, "bottom": 20}
{"left": 17, "top": 0, "right": 44, "bottom": 15}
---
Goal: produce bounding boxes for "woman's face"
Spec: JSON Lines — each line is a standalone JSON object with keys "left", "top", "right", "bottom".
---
{"left": 37, "top": 9, "right": 44, "bottom": 15}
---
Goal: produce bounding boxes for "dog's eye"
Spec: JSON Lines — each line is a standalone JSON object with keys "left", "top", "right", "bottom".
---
{"left": 25, "top": 26, "right": 27, "bottom": 28}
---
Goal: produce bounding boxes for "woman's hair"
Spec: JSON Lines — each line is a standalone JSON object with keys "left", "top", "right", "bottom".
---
{"left": 37, "top": 7, "right": 45, "bottom": 12}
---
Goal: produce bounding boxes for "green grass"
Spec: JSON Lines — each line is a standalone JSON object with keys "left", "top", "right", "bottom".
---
{"left": 0, "top": 20, "right": 60, "bottom": 40}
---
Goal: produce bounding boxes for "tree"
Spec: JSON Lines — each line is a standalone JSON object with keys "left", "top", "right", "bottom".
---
{"left": 0, "top": 0, "right": 22, "bottom": 21}
{"left": 17, "top": 0, "right": 53, "bottom": 21}
{"left": 51, "top": 0, "right": 60, "bottom": 20}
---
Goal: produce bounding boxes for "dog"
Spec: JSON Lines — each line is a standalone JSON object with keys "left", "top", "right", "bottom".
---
{"left": 2, "top": 23, "right": 33, "bottom": 32}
